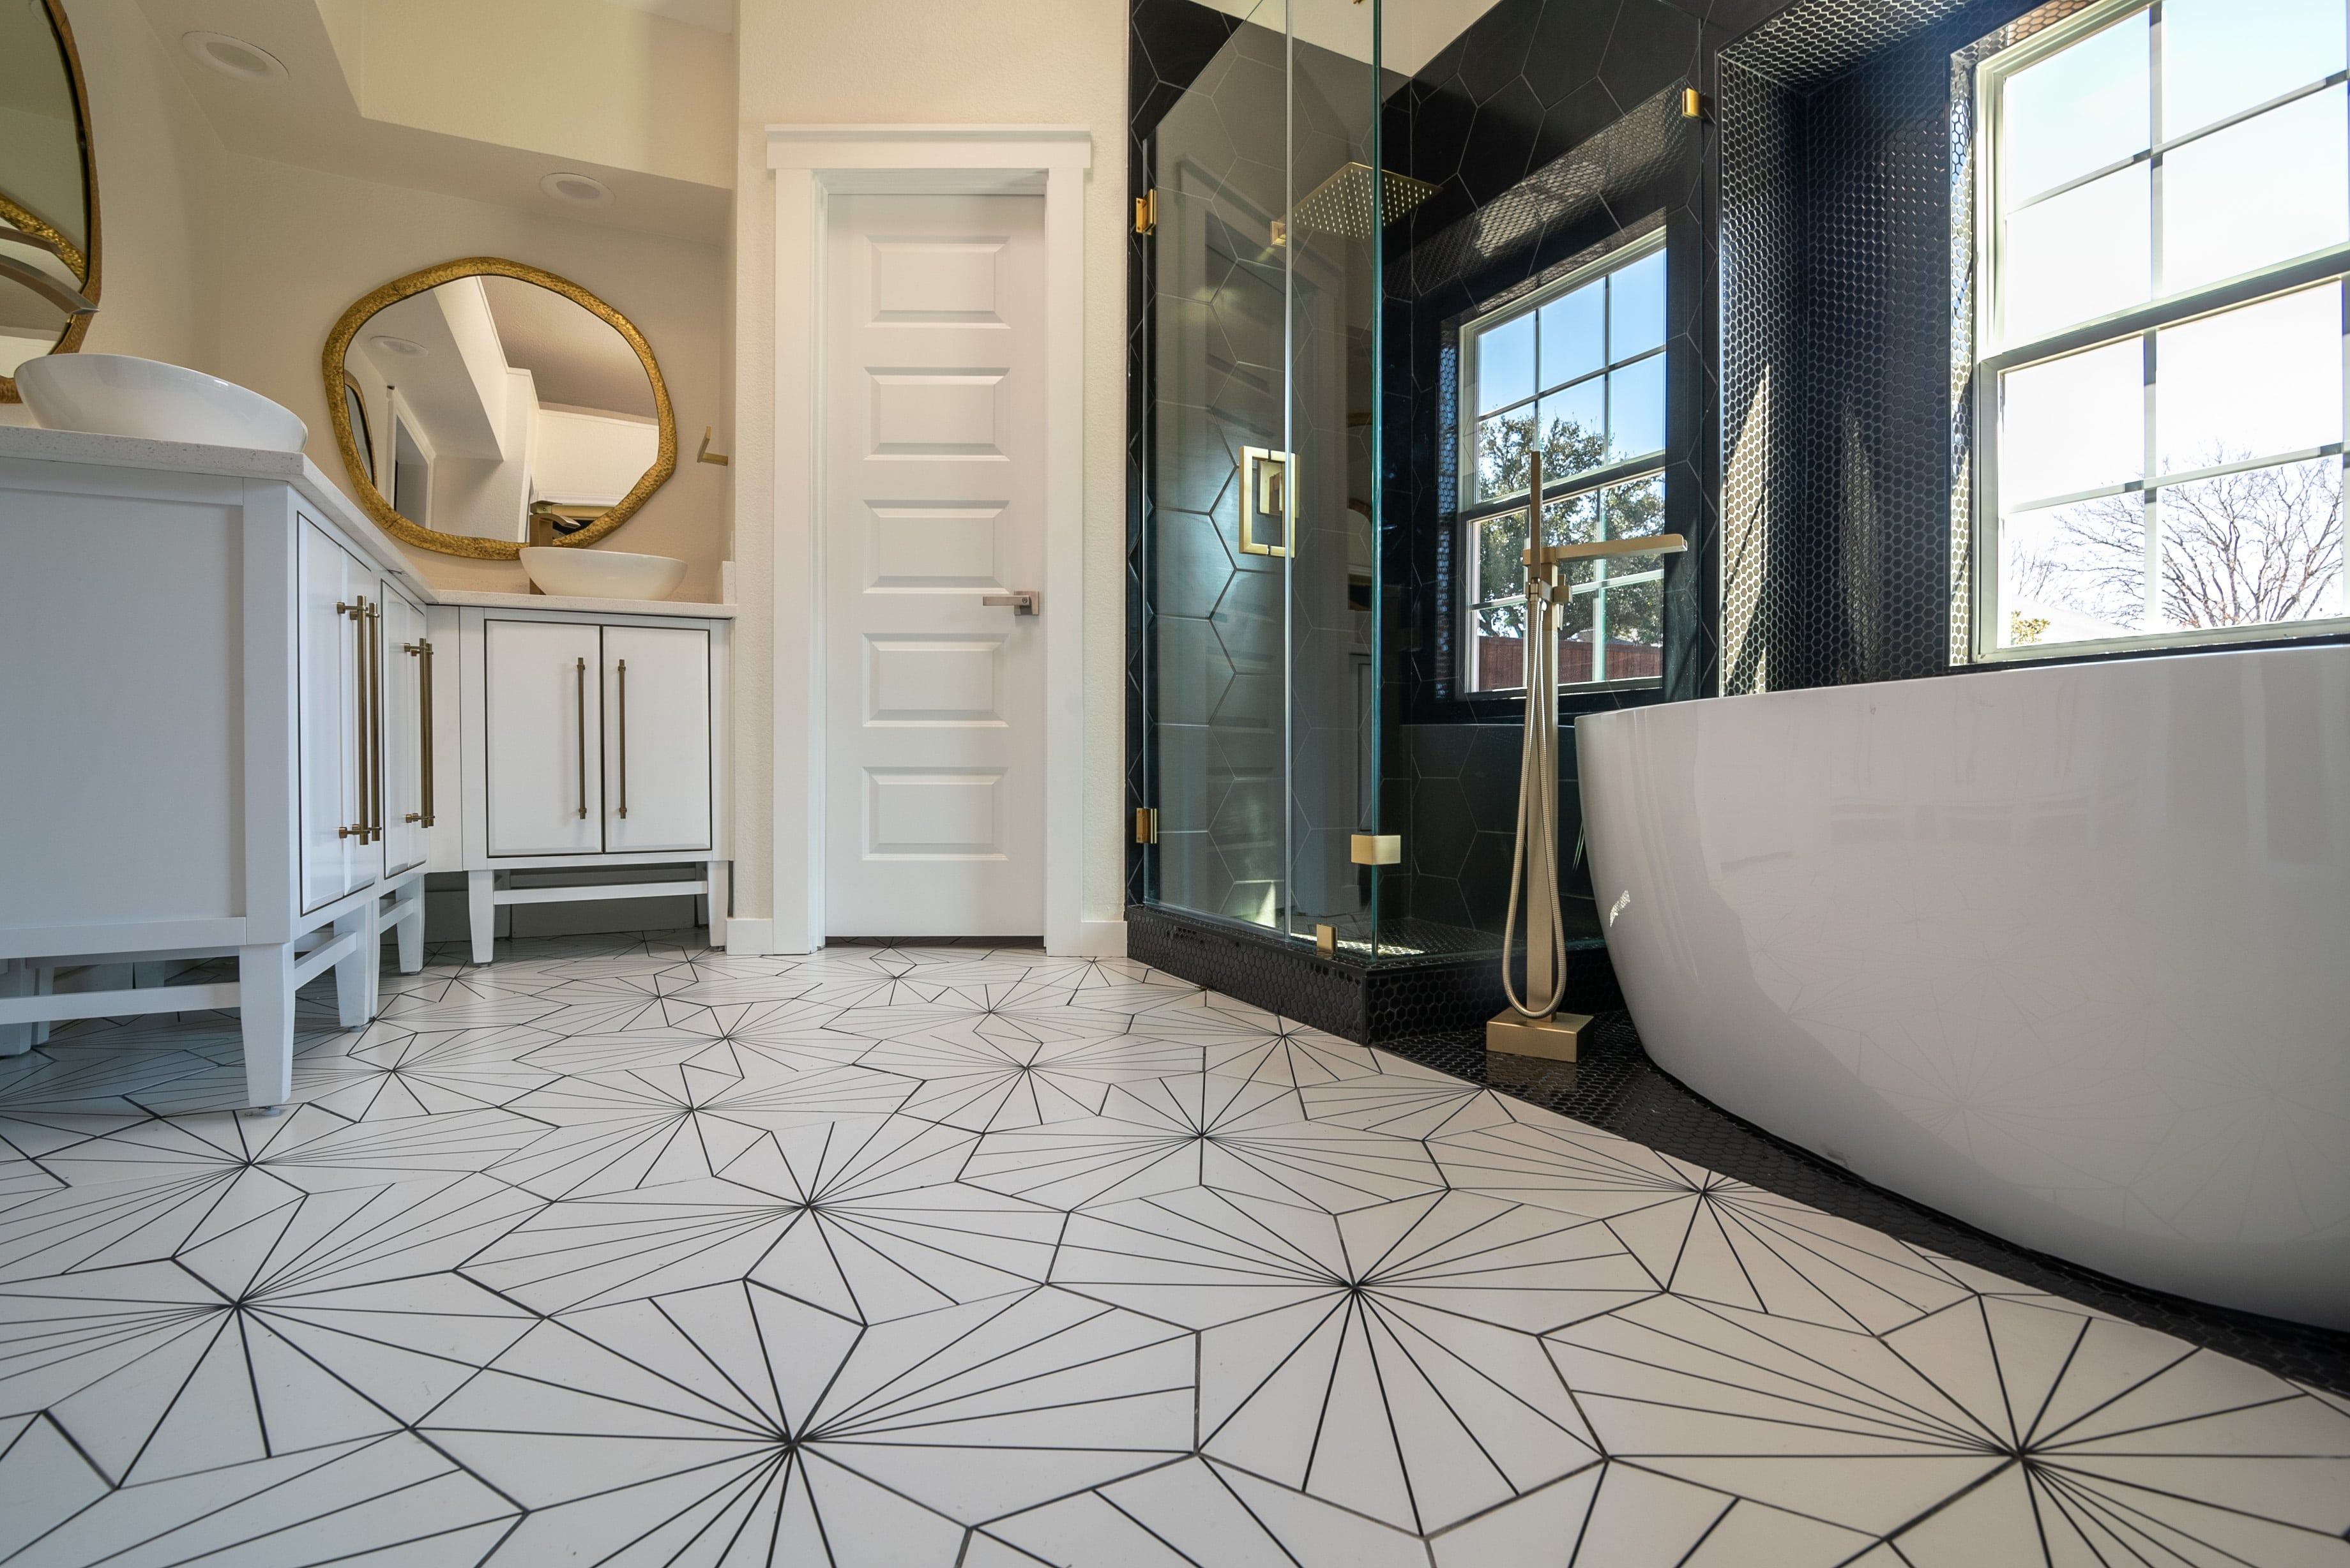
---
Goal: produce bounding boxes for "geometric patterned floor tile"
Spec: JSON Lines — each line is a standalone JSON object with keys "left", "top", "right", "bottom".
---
{"left": 0, "top": 931, "right": 2342, "bottom": 1566}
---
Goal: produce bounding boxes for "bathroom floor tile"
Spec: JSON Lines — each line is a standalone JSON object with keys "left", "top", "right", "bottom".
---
{"left": 1, "top": 931, "right": 2343, "bottom": 1565}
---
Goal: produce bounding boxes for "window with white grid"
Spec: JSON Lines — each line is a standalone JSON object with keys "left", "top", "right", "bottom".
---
{"left": 1976, "top": 0, "right": 2350, "bottom": 655}
{"left": 1459, "top": 235, "right": 1669, "bottom": 691}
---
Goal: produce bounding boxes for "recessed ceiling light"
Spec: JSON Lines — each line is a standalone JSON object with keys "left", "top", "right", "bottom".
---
{"left": 540, "top": 171, "right": 614, "bottom": 207}
{"left": 182, "top": 31, "right": 288, "bottom": 82}
{"left": 370, "top": 335, "right": 428, "bottom": 359}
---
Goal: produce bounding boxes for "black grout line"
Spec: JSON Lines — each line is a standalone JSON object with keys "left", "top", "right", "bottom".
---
{"left": 10, "top": 928, "right": 2348, "bottom": 1564}
{"left": 1372, "top": 1013, "right": 2350, "bottom": 1396}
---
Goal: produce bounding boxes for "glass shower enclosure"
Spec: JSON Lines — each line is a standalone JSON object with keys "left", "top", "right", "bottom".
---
{"left": 1139, "top": 0, "right": 1436, "bottom": 960}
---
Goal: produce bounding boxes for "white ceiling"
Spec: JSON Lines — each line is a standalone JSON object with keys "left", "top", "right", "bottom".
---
{"left": 1190, "top": 0, "right": 1511, "bottom": 78}
{"left": 482, "top": 275, "right": 657, "bottom": 419}
{"left": 133, "top": 0, "right": 731, "bottom": 243}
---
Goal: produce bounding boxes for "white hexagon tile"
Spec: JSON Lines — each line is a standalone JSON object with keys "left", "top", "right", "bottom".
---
{"left": 0, "top": 933, "right": 2345, "bottom": 1565}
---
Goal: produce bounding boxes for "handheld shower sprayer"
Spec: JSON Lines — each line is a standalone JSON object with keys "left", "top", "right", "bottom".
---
{"left": 1487, "top": 456, "right": 1688, "bottom": 1062}
{"left": 1499, "top": 450, "right": 1569, "bottom": 1023}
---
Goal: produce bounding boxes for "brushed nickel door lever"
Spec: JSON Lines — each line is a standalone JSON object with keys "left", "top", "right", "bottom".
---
{"left": 982, "top": 590, "right": 1040, "bottom": 616}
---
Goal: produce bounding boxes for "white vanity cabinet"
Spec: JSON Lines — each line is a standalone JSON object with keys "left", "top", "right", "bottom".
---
{"left": 0, "top": 429, "right": 439, "bottom": 1108}
{"left": 298, "top": 521, "right": 377, "bottom": 910}
{"left": 455, "top": 603, "right": 728, "bottom": 961}
{"left": 602, "top": 623, "right": 715, "bottom": 854}
{"left": 299, "top": 531, "right": 435, "bottom": 908}
{"left": 485, "top": 617, "right": 607, "bottom": 856}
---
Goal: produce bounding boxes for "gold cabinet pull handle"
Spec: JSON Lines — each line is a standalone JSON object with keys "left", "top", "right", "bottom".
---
{"left": 404, "top": 637, "right": 434, "bottom": 825}
{"left": 575, "top": 656, "right": 588, "bottom": 820}
{"left": 336, "top": 601, "right": 354, "bottom": 838}
{"left": 616, "top": 658, "right": 628, "bottom": 818}
{"left": 336, "top": 598, "right": 369, "bottom": 840}
{"left": 367, "top": 602, "right": 384, "bottom": 843}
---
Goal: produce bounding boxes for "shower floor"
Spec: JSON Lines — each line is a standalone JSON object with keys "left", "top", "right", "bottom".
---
{"left": 1, "top": 933, "right": 2344, "bottom": 1565}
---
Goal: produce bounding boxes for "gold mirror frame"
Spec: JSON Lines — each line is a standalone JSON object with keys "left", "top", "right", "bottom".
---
{"left": 0, "top": 0, "right": 102, "bottom": 405}
{"left": 320, "top": 257, "right": 676, "bottom": 559}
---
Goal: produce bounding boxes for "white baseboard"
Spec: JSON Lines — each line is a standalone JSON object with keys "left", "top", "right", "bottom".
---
{"left": 722, "top": 918, "right": 773, "bottom": 956}
{"left": 1053, "top": 919, "right": 1127, "bottom": 958}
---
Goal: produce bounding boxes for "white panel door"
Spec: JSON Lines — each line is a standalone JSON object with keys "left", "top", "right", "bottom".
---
{"left": 379, "top": 581, "right": 429, "bottom": 877}
{"left": 825, "top": 192, "right": 1046, "bottom": 936}
{"left": 603, "top": 624, "right": 712, "bottom": 853}
{"left": 485, "top": 618, "right": 603, "bottom": 856}
{"left": 297, "top": 521, "right": 368, "bottom": 912}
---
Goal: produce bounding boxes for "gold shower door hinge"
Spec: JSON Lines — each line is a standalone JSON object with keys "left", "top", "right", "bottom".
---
{"left": 1349, "top": 834, "right": 1400, "bottom": 866}
{"left": 1134, "top": 189, "right": 1157, "bottom": 236}
{"left": 1135, "top": 807, "right": 1158, "bottom": 845}
{"left": 1681, "top": 88, "right": 1711, "bottom": 121}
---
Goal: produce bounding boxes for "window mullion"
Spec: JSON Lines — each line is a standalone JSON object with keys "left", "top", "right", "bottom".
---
{"left": 2143, "top": 10, "right": 2164, "bottom": 633}
{"left": 2142, "top": 329, "right": 2161, "bottom": 629}
{"left": 2148, "top": 2, "right": 2165, "bottom": 299}
{"left": 1593, "top": 488, "right": 1611, "bottom": 684}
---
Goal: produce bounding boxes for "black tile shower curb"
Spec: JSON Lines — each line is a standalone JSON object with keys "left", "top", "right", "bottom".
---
{"left": 1126, "top": 903, "right": 1628, "bottom": 1044}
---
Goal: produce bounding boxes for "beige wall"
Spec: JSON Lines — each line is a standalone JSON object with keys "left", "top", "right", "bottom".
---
{"left": 15, "top": 2, "right": 732, "bottom": 601}
{"left": 207, "top": 158, "right": 729, "bottom": 599}
{"left": 333, "top": 0, "right": 733, "bottom": 190}
{"left": 730, "top": 0, "right": 1130, "bottom": 935}
{"left": 25, "top": 0, "right": 1132, "bottom": 939}
{"left": 4, "top": 0, "right": 217, "bottom": 400}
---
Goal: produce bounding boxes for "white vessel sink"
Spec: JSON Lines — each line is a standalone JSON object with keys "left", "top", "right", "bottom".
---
{"left": 15, "top": 354, "right": 307, "bottom": 452}
{"left": 519, "top": 547, "right": 687, "bottom": 601}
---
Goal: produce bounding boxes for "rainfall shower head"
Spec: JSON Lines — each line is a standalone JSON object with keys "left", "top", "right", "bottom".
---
{"left": 1289, "top": 162, "right": 1441, "bottom": 239}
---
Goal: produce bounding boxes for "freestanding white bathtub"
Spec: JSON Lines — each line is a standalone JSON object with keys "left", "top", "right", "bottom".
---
{"left": 1579, "top": 644, "right": 2350, "bottom": 1328}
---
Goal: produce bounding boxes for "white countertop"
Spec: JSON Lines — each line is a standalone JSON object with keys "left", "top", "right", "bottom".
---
{"left": 435, "top": 589, "right": 737, "bottom": 619}
{"left": 0, "top": 425, "right": 733, "bottom": 620}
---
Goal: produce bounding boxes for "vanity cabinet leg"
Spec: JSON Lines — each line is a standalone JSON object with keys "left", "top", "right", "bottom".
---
{"left": 397, "top": 879, "right": 425, "bottom": 974}
{"left": 0, "top": 959, "right": 31, "bottom": 1057}
{"left": 706, "top": 860, "right": 729, "bottom": 949}
{"left": 31, "top": 965, "right": 51, "bottom": 1046}
{"left": 334, "top": 903, "right": 378, "bottom": 1029}
{"left": 468, "top": 870, "right": 496, "bottom": 965}
{"left": 239, "top": 942, "right": 296, "bottom": 1108}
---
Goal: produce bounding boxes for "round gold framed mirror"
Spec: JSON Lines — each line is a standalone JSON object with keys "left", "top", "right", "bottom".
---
{"left": 0, "top": 0, "right": 101, "bottom": 403}
{"left": 321, "top": 257, "right": 676, "bottom": 559}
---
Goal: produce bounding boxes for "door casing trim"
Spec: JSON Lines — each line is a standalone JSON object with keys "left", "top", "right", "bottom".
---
{"left": 766, "top": 125, "right": 1096, "bottom": 955}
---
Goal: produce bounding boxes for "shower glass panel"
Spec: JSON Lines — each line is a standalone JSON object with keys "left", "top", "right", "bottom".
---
{"left": 1145, "top": 0, "right": 1397, "bottom": 954}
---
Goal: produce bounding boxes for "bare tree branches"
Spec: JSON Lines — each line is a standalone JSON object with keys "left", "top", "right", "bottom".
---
{"left": 2010, "top": 455, "right": 2344, "bottom": 633}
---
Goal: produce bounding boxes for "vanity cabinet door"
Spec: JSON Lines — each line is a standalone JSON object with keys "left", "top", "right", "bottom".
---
{"left": 485, "top": 618, "right": 604, "bottom": 856}
{"left": 297, "top": 522, "right": 371, "bottom": 912}
{"left": 602, "top": 624, "right": 711, "bottom": 854}
{"left": 378, "top": 581, "right": 429, "bottom": 877}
